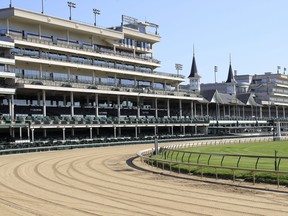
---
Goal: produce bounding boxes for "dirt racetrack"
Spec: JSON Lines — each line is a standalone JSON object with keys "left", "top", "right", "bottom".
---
{"left": 0, "top": 143, "right": 288, "bottom": 216}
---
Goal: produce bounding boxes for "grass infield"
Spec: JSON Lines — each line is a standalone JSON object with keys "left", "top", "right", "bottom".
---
{"left": 155, "top": 140, "right": 288, "bottom": 185}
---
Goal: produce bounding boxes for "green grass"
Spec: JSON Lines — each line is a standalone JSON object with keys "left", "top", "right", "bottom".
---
{"left": 153, "top": 140, "right": 288, "bottom": 185}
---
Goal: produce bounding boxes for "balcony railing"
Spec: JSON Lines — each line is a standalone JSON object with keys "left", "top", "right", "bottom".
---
{"left": 15, "top": 74, "right": 197, "bottom": 98}
{"left": 6, "top": 29, "right": 161, "bottom": 65}
{"left": 11, "top": 48, "right": 185, "bottom": 79}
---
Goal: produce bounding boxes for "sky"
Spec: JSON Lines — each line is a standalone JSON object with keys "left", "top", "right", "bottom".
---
{"left": 1, "top": 0, "right": 288, "bottom": 84}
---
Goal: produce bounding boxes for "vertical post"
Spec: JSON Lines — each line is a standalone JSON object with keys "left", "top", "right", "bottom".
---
{"left": 43, "top": 90, "right": 46, "bottom": 116}
{"left": 90, "top": 127, "right": 92, "bottom": 139}
{"left": 179, "top": 99, "right": 182, "bottom": 118}
{"left": 114, "top": 126, "right": 117, "bottom": 138}
{"left": 95, "top": 94, "right": 99, "bottom": 118}
{"left": 63, "top": 128, "right": 66, "bottom": 141}
{"left": 190, "top": 101, "right": 194, "bottom": 118}
{"left": 31, "top": 128, "right": 35, "bottom": 143}
{"left": 19, "top": 127, "right": 22, "bottom": 140}
{"left": 155, "top": 98, "right": 158, "bottom": 118}
{"left": 70, "top": 91, "right": 74, "bottom": 116}
{"left": 41, "top": 0, "right": 44, "bottom": 14}
{"left": 154, "top": 136, "right": 158, "bottom": 155}
{"left": 167, "top": 99, "right": 170, "bottom": 117}
{"left": 117, "top": 95, "right": 121, "bottom": 120}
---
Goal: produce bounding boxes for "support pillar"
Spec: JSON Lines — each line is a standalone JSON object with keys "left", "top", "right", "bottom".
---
{"left": 155, "top": 98, "right": 158, "bottom": 118}
{"left": 90, "top": 127, "right": 93, "bottom": 139}
{"left": 179, "top": 99, "right": 182, "bottom": 118}
{"left": 9, "top": 95, "right": 14, "bottom": 121}
{"left": 19, "top": 127, "right": 22, "bottom": 140}
{"left": 190, "top": 101, "right": 194, "bottom": 118}
{"left": 117, "top": 95, "right": 121, "bottom": 119}
{"left": 71, "top": 128, "right": 75, "bottom": 137}
{"left": 70, "top": 92, "right": 74, "bottom": 116}
{"left": 95, "top": 94, "right": 99, "bottom": 118}
{"left": 167, "top": 99, "right": 170, "bottom": 117}
{"left": 283, "top": 106, "right": 286, "bottom": 118}
{"left": 137, "top": 96, "right": 140, "bottom": 118}
{"left": 27, "top": 126, "right": 30, "bottom": 140}
{"left": 135, "top": 126, "right": 138, "bottom": 138}
{"left": 114, "top": 126, "right": 117, "bottom": 138}
{"left": 276, "top": 106, "right": 279, "bottom": 118}
{"left": 31, "top": 128, "right": 35, "bottom": 143}
{"left": 62, "top": 128, "right": 66, "bottom": 141}
{"left": 43, "top": 90, "right": 46, "bottom": 116}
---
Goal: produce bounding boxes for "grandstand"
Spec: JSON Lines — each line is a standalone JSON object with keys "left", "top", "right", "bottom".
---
{"left": 0, "top": 6, "right": 286, "bottom": 145}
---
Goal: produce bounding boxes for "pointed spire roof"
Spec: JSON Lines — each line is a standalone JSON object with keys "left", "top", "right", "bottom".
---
{"left": 226, "top": 54, "right": 236, "bottom": 83}
{"left": 188, "top": 46, "right": 201, "bottom": 79}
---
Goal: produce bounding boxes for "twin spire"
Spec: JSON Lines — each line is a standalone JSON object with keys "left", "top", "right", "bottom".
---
{"left": 225, "top": 54, "right": 236, "bottom": 83}
{"left": 188, "top": 45, "right": 200, "bottom": 79}
{"left": 188, "top": 49, "right": 235, "bottom": 84}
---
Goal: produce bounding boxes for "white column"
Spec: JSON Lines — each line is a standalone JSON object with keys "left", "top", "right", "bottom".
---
{"left": 72, "top": 128, "right": 75, "bottom": 137}
{"left": 43, "top": 90, "right": 46, "bottom": 116}
{"left": 27, "top": 126, "right": 30, "bottom": 140}
{"left": 117, "top": 95, "right": 121, "bottom": 118}
{"left": 171, "top": 126, "right": 174, "bottom": 136}
{"left": 19, "top": 127, "right": 22, "bottom": 140}
{"left": 206, "top": 103, "right": 209, "bottom": 116}
{"left": 90, "top": 127, "right": 93, "bottom": 139}
{"left": 10, "top": 95, "right": 14, "bottom": 121}
{"left": 276, "top": 106, "right": 279, "bottom": 118}
{"left": 135, "top": 126, "right": 138, "bottom": 138}
{"left": 283, "top": 106, "right": 286, "bottom": 118}
{"left": 179, "top": 99, "right": 182, "bottom": 118}
{"left": 260, "top": 106, "right": 263, "bottom": 118}
{"left": 62, "top": 128, "right": 66, "bottom": 141}
{"left": 167, "top": 99, "right": 170, "bottom": 117}
{"left": 95, "top": 94, "right": 99, "bottom": 118}
{"left": 137, "top": 96, "right": 140, "bottom": 117}
{"left": 268, "top": 105, "right": 271, "bottom": 118}
{"left": 114, "top": 126, "right": 117, "bottom": 138}
{"left": 155, "top": 98, "right": 158, "bottom": 118}
{"left": 70, "top": 91, "right": 74, "bottom": 116}
{"left": 190, "top": 101, "right": 194, "bottom": 118}
{"left": 68, "top": 68, "right": 71, "bottom": 81}
{"left": 31, "top": 128, "right": 35, "bottom": 142}
{"left": 92, "top": 71, "right": 96, "bottom": 85}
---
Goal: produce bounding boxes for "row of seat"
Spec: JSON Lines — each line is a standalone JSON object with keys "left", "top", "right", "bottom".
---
{"left": 0, "top": 115, "right": 210, "bottom": 125}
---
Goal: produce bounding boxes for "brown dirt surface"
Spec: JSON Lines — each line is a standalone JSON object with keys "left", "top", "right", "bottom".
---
{"left": 0, "top": 143, "right": 287, "bottom": 216}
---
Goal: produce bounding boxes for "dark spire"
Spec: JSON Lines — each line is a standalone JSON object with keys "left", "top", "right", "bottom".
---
{"left": 188, "top": 45, "right": 200, "bottom": 78}
{"left": 226, "top": 54, "right": 235, "bottom": 83}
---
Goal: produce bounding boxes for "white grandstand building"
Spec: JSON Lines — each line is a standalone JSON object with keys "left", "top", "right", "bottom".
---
{"left": 0, "top": 5, "right": 285, "bottom": 144}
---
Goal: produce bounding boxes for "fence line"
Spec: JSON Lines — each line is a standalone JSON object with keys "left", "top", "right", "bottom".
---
{"left": 137, "top": 136, "right": 287, "bottom": 187}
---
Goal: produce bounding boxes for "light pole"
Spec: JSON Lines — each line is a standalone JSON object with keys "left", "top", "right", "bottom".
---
{"left": 9, "top": 0, "right": 12, "bottom": 8}
{"left": 175, "top": 63, "right": 183, "bottom": 77}
{"left": 41, "top": 0, "right": 44, "bottom": 14}
{"left": 67, "top": 1, "right": 76, "bottom": 20}
{"left": 93, "top": 8, "right": 101, "bottom": 26}
{"left": 214, "top": 66, "right": 218, "bottom": 121}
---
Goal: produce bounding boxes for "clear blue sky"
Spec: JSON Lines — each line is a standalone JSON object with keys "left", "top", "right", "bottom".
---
{"left": 1, "top": 0, "right": 288, "bottom": 84}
